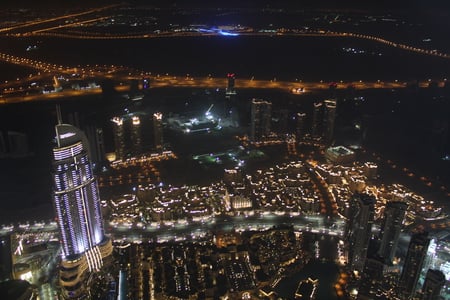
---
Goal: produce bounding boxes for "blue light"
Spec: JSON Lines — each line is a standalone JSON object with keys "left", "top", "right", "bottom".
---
{"left": 219, "top": 30, "right": 239, "bottom": 36}
{"left": 198, "top": 28, "right": 213, "bottom": 33}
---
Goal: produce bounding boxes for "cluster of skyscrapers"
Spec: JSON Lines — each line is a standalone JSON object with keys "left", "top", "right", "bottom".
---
{"left": 1, "top": 82, "right": 445, "bottom": 299}
{"left": 346, "top": 194, "right": 445, "bottom": 299}
{"left": 311, "top": 99, "right": 337, "bottom": 144}
{"left": 249, "top": 98, "right": 337, "bottom": 145}
{"left": 111, "top": 111, "right": 163, "bottom": 161}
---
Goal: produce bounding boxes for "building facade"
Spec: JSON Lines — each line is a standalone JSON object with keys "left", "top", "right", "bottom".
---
{"left": 153, "top": 112, "right": 163, "bottom": 151}
{"left": 421, "top": 269, "right": 445, "bottom": 300}
{"left": 398, "top": 232, "right": 430, "bottom": 298}
{"left": 296, "top": 112, "right": 306, "bottom": 141}
{"left": 347, "top": 193, "right": 375, "bottom": 273}
{"left": 250, "top": 99, "right": 272, "bottom": 142}
{"left": 323, "top": 99, "right": 337, "bottom": 144}
{"left": 377, "top": 201, "right": 408, "bottom": 264}
{"left": 52, "top": 123, "right": 112, "bottom": 298}
{"left": 311, "top": 102, "right": 323, "bottom": 138}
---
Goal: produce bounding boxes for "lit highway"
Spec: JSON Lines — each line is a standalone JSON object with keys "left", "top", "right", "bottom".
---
{"left": 6, "top": 210, "right": 447, "bottom": 245}
{"left": 105, "top": 214, "right": 345, "bottom": 242}
{"left": 0, "top": 4, "right": 120, "bottom": 34}
{"left": 0, "top": 75, "right": 446, "bottom": 105}
{"left": 1, "top": 214, "right": 345, "bottom": 242}
{"left": 0, "top": 51, "right": 447, "bottom": 105}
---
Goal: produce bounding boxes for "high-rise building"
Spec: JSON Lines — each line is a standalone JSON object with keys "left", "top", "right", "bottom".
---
{"left": 0, "top": 234, "right": 13, "bottom": 281}
{"left": 85, "top": 125, "right": 106, "bottom": 168}
{"left": 112, "top": 113, "right": 154, "bottom": 160}
{"left": 421, "top": 269, "right": 445, "bottom": 300}
{"left": 111, "top": 116, "right": 125, "bottom": 160}
{"left": 311, "top": 102, "right": 323, "bottom": 138}
{"left": 52, "top": 120, "right": 112, "bottom": 298}
{"left": 153, "top": 112, "right": 163, "bottom": 151}
{"left": 378, "top": 201, "right": 408, "bottom": 264}
{"left": 323, "top": 99, "right": 337, "bottom": 144}
{"left": 131, "top": 115, "right": 142, "bottom": 156}
{"left": 296, "top": 112, "right": 306, "bottom": 141}
{"left": 250, "top": 99, "right": 272, "bottom": 142}
{"left": 310, "top": 99, "right": 337, "bottom": 144}
{"left": 226, "top": 73, "right": 236, "bottom": 95}
{"left": 357, "top": 258, "right": 385, "bottom": 300}
{"left": 399, "top": 232, "right": 430, "bottom": 298}
{"left": 347, "top": 193, "right": 375, "bottom": 273}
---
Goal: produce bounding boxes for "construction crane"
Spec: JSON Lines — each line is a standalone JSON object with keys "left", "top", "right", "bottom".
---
{"left": 205, "top": 103, "right": 214, "bottom": 115}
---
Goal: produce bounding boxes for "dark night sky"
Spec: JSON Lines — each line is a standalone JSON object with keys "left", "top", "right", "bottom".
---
{"left": 1, "top": 0, "right": 450, "bottom": 10}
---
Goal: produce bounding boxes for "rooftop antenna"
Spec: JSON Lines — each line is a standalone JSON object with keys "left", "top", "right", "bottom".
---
{"left": 55, "top": 104, "right": 62, "bottom": 147}
{"left": 56, "top": 104, "right": 62, "bottom": 125}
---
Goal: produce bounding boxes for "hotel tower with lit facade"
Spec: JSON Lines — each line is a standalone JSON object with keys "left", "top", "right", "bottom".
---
{"left": 52, "top": 117, "right": 112, "bottom": 298}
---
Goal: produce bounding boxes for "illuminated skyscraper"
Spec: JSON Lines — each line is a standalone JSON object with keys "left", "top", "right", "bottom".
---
{"left": 311, "top": 102, "right": 323, "bottom": 138}
{"left": 250, "top": 99, "right": 271, "bottom": 142}
{"left": 153, "top": 112, "right": 163, "bottom": 151}
{"left": 421, "top": 269, "right": 445, "bottom": 300}
{"left": 296, "top": 112, "right": 306, "bottom": 141}
{"left": 52, "top": 116, "right": 112, "bottom": 298}
{"left": 323, "top": 99, "right": 337, "bottom": 144}
{"left": 131, "top": 115, "right": 142, "bottom": 156}
{"left": 377, "top": 201, "right": 407, "bottom": 264}
{"left": 347, "top": 193, "right": 375, "bottom": 273}
{"left": 226, "top": 73, "right": 236, "bottom": 95}
{"left": 111, "top": 116, "right": 125, "bottom": 160}
{"left": 112, "top": 114, "right": 145, "bottom": 160}
{"left": 310, "top": 99, "right": 337, "bottom": 144}
{"left": 399, "top": 232, "right": 430, "bottom": 298}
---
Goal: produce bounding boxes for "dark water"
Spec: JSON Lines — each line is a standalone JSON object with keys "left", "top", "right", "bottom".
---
{"left": 275, "top": 233, "right": 340, "bottom": 300}
{"left": 0, "top": 62, "right": 36, "bottom": 82}
{"left": 1, "top": 35, "right": 449, "bottom": 82}
{"left": 275, "top": 261, "right": 340, "bottom": 300}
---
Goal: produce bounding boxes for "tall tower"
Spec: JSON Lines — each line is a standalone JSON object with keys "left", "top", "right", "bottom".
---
{"left": 153, "top": 112, "right": 163, "bottom": 151}
{"left": 226, "top": 73, "right": 236, "bottom": 95}
{"left": 377, "top": 201, "right": 408, "bottom": 264}
{"left": 130, "top": 115, "right": 142, "bottom": 156}
{"left": 250, "top": 99, "right": 272, "bottom": 142}
{"left": 311, "top": 102, "right": 323, "bottom": 138}
{"left": 347, "top": 193, "right": 375, "bottom": 273}
{"left": 421, "top": 269, "right": 445, "bottom": 300}
{"left": 111, "top": 116, "right": 125, "bottom": 160}
{"left": 323, "top": 99, "right": 337, "bottom": 144}
{"left": 399, "top": 232, "right": 430, "bottom": 298}
{"left": 52, "top": 118, "right": 112, "bottom": 298}
{"left": 296, "top": 112, "right": 306, "bottom": 141}
{"left": 85, "top": 125, "right": 106, "bottom": 168}
{"left": 358, "top": 257, "right": 385, "bottom": 299}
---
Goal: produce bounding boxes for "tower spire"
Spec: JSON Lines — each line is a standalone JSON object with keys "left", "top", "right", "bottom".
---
{"left": 56, "top": 104, "right": 62, "bottom": 125}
